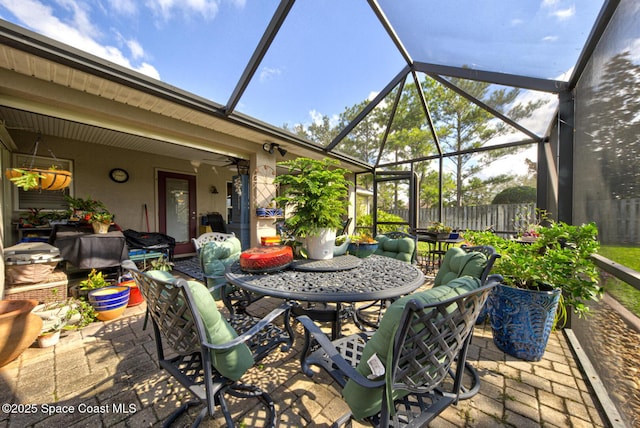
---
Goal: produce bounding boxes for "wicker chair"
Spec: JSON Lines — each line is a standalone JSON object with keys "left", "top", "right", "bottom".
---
{"left": 122, "top": 260, "right": 293, "bottom": 427}
{"left": 298, "top": 274, "right": 502, "bottom": 427}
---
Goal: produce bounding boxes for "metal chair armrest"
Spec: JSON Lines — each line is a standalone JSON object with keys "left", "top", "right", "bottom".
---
{"left": 202, "top": 302, "right": 292, "bottom": 351}
{"left": 297, "top": 315, "right": 385, "bottom": 389}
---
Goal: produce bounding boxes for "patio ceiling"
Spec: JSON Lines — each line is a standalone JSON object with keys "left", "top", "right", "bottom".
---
{"left": 0, "top": 0, "right": 618, "bottom": 170}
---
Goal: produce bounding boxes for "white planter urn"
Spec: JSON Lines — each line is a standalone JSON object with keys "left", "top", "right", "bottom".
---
{"left": 305, "top": 228, "right": 337, "bottom": 260}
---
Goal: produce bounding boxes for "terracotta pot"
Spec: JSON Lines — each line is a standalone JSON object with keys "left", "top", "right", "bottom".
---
{"left": 0, "top": 300, "right": 43, "bottom": 367}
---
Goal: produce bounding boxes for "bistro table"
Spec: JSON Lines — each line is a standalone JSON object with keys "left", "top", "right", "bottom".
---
{"left": 413, "top": 230, "right": 465, "bottom": 273}
{"left": 226, "top": 254, "right": 425, "bottom": 339}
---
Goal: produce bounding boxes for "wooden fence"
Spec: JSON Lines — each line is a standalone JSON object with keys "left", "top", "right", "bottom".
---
{"left": 386, "top": 199, "right": 640, "bottom": 244}
{"left": 386, "top": 203, "right": 536, "bottom": 236}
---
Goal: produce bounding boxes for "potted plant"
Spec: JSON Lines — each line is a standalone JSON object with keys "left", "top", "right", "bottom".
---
{"left": 32, "top": 297, "right": 82, "bottom": 347}
{"left": 465, "top": 218, "right": 601, "bottom": 361}
{"left": 273, "top": 158, "right": 350, "bottom": 260}
{"left": 347, "top": 233, "right": 378, "bottom": 258}
{"left": 89, "top": 211, "right": 114, "bottom": 234}
{"left": 5, "top": 166, "right": 72, "bottom": 191}
{"left": 70, "top": 268, "right": 112, "bottom": 299}
{"left": 424, "top": 221, "right": 453, "bottom": 240}
{"left": 64, "top": 195, "right": 106, "bottom": 222}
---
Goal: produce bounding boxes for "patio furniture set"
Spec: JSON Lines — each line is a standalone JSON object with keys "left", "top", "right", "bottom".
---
{"left": 123, "top": 234, "right": 500, "bottom": 427}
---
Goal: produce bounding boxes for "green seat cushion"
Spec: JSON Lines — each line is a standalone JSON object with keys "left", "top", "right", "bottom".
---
{"left": 342, "top": 280, "right": 467, "bottom": 420}
{"left": 434, "top": 247, "right": 487, "bottom": 286}
{"left": 200, "top": 237, "right": 242, "bottom": 299}
{"left": 145, "top": 270, "right": 253, "bottom": 381}
{"left": 186, "top": 280, "right": 253, "bottom": 381}
{"left": 373, "top": 235, "right": 415, "bottom": 263}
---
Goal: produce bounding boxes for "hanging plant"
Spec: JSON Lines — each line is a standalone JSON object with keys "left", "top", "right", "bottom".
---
{"left": 5, "top": 135, "right": 72, "bottom": 191}
{"left": 5, "top": 166, "right": 72, "bottom": 191}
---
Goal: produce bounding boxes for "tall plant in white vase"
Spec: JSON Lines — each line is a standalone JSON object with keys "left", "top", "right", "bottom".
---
{"left": 274, "top": 158, "right": 350, "bottom": 260}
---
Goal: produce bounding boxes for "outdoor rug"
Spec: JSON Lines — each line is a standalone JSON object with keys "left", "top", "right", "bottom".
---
{"left": 172, "top": 257, "right": 204, "bottom": 281}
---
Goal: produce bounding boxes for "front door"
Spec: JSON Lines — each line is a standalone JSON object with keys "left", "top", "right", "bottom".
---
{"left": 158, "top": 171, "right": 197, "bottom": 256}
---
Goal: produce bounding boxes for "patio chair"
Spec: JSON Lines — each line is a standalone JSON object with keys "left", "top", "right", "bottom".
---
{"left": 298, "top": 274, "right": 502, "bottom": 427}
{"left": 192, "top": 232, "right": 236, "bottom": 253}
{"left": 434, "top": 245, "right": 500, "bottom": 286}
{"left": 121, "top": 260, "right": 293, "bottom": 427}
{"left": 194, "top": 234, "right": 263, "bottom": 316}
{"left": 374, "top": 231, "right": 418, "bottom": 263}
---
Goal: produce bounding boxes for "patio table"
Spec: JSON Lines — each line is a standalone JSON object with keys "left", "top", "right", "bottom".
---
{"left": 225, "top": 254, "right": 425, "bottom": 339}
{"left": 414, "top": 231, "right": 465, "bottom": 273}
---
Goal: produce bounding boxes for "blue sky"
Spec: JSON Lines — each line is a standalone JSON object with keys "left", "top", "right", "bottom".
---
{"left": 0, "top": 0, "right": 607, "bottom": 134}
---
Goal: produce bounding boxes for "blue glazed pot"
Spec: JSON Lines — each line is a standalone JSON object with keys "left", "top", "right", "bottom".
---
{"left": 347, "top": 242, "right": 378, "bottom": 258}
{"left": 489, "top": 283, "right": 561, "bottom": 361}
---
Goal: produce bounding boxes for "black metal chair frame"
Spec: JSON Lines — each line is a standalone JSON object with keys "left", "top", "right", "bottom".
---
{"left": 298, "top": 274, "right": 502, "bottom": 428}
{"left": 122, "top": 260, "right": 293, "bottom": 427}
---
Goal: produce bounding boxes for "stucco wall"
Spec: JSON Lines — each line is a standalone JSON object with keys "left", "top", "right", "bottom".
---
{"left": 7, "top": 131, "right": 235, "bottom": 242}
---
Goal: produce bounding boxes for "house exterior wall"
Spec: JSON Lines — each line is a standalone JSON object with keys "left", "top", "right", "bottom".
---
{"left": 6, "top": 130, "right": 235, "bottom": 246}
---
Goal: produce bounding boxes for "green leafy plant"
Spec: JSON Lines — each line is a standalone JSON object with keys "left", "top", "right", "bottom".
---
{"left": 79, "top": 269, "right": 110, "bottom": 290}
{"left": 89, "top": 211, "right": 113, "bottom": 224}
{"left": 273, "top": 157, "right": 350, "bottom": 238}
{"left": 425, "top": 221, "right": 452, "bottom": 234}
{"left": 148, "top": 254, "right": 173, "bottom": 271}
{"left": 6, "top": 168, "right": 44, "bottom": 190}
{"left": 465, "top": 220, "right": 602, "bottom": 323}
{"left": 64, "top": 195, "right": 106, "bottom": 212}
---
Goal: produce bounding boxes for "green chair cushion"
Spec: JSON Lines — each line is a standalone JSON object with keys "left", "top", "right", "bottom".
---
{"left": 186, "top": 280, "right": 254, "bottom": 381}
{"left": 373, "top": 235, "right": 415, "bottom": 263}
{"left": 342, "top": 277, "right": 481, "bottom": 420}
{"left": 434, "top": 247, "right": 487, "bottom": 286}
{"left": 145, "top": 270, "right": 253, "bottom": 381}
{"left": 200, "top": 237, "right": 242, "bottom": 299}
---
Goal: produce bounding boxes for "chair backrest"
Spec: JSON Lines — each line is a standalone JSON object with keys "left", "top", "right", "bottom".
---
{"left": 121, "top": 260, "right": 200, "bottom": 354}
{"left": 434, "top": 245, "right": 500, "bottom": 286}
{"left": 192, "top": 232, "right": 236, "bottom": 253}
{"left": 390, "top": 276, "right": 500, "bottom": 400}
{"left": 342, "top": 274, "right": 502, "bottom": 421}
{"left": 460, "top": 245, "right": 500, "bottom": 282}
{"left": 374, "top": 231, "right": 418, "bottom": 263}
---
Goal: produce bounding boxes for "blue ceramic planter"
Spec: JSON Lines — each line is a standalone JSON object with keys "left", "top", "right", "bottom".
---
{"left": 489, "top": 283, "right": 561, "bottom": 362}
{"left": 347, "top": 242, "right": 378, "bottom": 258}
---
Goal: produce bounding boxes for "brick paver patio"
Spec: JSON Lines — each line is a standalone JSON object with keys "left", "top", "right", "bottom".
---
{"left": 0, "top": 279, "right": 609, "bottom": 427}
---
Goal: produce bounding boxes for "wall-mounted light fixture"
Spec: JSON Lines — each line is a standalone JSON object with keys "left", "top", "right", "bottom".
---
{"left": 262, "top": 142, "right": 287, "bottom": 157}
{"left": 210, "top": 185, "right": 219, "bottom": 194}
{"left": 190, "top": 160, "right": 201, "bottom": 173}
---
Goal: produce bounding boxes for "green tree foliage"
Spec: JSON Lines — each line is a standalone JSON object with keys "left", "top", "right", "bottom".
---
{"left": 293, "top": 70, "right": 546, "bottom": 210}
{"left": 492, "top": 186, "right": 537, "bottom": 204}
{"left": 423, "top": 75, "right": 546, "bottom": 206}
{"left": 357, "top": 210, "right": 408, "bottom": 234}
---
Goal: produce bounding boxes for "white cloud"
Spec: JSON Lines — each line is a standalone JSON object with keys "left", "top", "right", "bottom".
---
{"left": 552, "top": 6, "right": 575, "bottom": 20}
{"left": 126, "top": 39, "right": 144, "bottom": 60}
{"left": 108, "top": 0, "right": 138, "bottom": 16}
{"left": 0, "top": 0, "right": 160, "bottom": 79}
{"left": 145, "top": 0, "right": 221, "bottom": 21}
{"left": 542, "top": 35, "right": 558, "bottom": 42}
{"left": 259, "top": 66, "right": 282, "bottom": 82}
